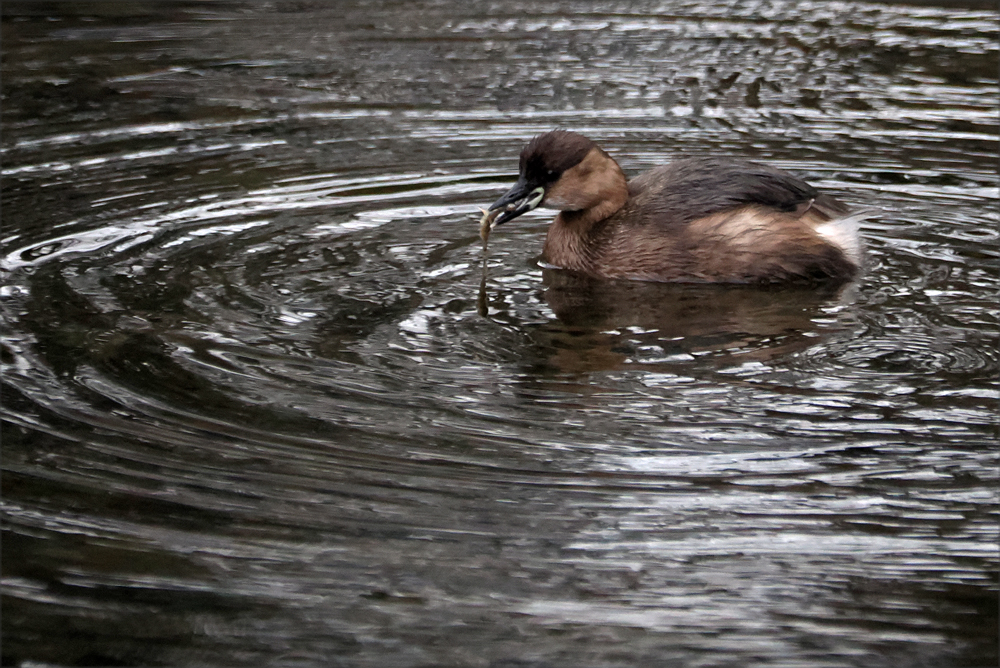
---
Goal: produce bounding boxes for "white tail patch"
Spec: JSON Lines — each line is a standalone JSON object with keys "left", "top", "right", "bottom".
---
{"left": 814, "top": 209, "right": 876, "bottom": 268}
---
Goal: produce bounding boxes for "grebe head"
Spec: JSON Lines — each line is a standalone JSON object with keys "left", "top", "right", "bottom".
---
{"left": 489, "top": 130, "right": 625, "bottom": 226}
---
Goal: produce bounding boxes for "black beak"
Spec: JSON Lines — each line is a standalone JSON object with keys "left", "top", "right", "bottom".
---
{"left": 488, "top": 177, "right": 543, "bottom": 227}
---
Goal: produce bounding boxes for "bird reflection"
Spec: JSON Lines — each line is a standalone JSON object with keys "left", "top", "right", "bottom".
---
{"left": 510, "top": 270, "right": 856, "bottom": 375}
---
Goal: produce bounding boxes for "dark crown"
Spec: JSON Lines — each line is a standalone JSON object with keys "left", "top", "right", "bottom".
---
{"left": 519, "top": 130, "right": 595, "bottom": 184}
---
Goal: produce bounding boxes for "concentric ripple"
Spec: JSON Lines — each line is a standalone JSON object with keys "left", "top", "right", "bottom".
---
{"left": 2, "top": 2, "right": 997, "bottom": 667}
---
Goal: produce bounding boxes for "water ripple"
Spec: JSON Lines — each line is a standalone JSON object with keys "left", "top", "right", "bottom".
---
{"left": 2, "top": 2, "right": 997, "bottom": 666}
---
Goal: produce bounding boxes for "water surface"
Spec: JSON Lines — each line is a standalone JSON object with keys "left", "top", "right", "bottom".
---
{"left": 2, "top": 2, "right": 998, "bottom": 666}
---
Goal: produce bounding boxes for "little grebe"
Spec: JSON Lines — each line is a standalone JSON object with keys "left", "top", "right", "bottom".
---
{"left": 487, "top": 130, "right": 863, "bottom": 284}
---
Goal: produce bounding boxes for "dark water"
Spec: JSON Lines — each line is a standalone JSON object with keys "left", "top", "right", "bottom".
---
{"left": 2, "top": 2, "right": 998, "bottom": 666}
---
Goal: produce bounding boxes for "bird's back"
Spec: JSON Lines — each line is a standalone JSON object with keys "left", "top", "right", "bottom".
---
{"left": 569, "top": 158, "right": 861, "bottom": 283}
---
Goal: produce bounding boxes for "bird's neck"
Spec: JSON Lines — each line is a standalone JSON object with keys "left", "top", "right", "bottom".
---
{"left": 543, "top": 190, "right": 628, "bottom": 272}
{"left": 558, "top": 188, "right": 628, "bottom": 229}
{"left": 540, "top": 148, "right": 629, "bottom": 271}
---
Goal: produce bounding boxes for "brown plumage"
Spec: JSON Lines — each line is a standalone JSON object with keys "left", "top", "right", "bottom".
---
{"left": 487, "top": 130, "right": 863, "bottom": 284}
